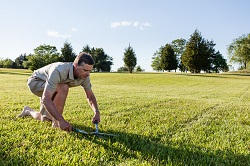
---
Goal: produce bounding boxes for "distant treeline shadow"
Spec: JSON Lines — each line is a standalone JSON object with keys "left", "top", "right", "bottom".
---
{"left": 72, "top": 125, "right": 249, "bottom": 165}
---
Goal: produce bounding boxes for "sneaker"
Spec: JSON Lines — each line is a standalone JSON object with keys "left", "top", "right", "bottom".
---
{"left": 17, "top": 106, "right": 33, "bottom": 118}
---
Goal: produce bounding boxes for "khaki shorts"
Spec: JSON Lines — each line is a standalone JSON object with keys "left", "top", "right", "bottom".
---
{"left": 27, "top": 76, "right": 45, "bottom": 97}
{"left": 27, "top": 76, "right": 53, "bottom": 120}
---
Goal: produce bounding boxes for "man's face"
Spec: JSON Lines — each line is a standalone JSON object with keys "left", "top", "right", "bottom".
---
{"left": 75, "top": 63, "right": 93, "bottom": 79}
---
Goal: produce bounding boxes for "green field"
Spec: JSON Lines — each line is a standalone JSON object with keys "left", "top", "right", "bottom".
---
{"left": 0, "top": 68, "right": 249, "bottom": 165}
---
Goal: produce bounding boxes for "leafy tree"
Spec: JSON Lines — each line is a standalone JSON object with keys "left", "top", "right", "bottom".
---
{"left": 1, "top": 59, "right": 15, "bottom": 68}
{"left": 82, "top": 45, "right": 113, "bottom": 72}
{"left": 92, "top": 48, "right": 113, "bottom": 72}
{"left": 82, "top": 45, "right": 92, "bottom": 54}
{"left": 228, "top": 34, "right": 250, "bottom": 69}
{"left": 123, "top": 45, "right": 137, "bottom": 73}
{"left": 171, "top": 38, "right": 186, "bottom": 61}
{"left": 182, "top": 30, "right": 212, "bottom": 73}
{"left": 136, "top": 65, "right": 144, "bottom": 72}
{"left": 171, "top": 38, "right": 187, "bottom": 72}
{"left": 211, "top": 51, "right": 229, "bottom": 73}
{"left": 25, "top": 44, "right": 60, "bottom": 71}
{"left": 60, "top": 42, "right": 76, "bottom": 62}
{"left": 15, "top": 53, "right": 28, "bottom": 69}
{"left": 117, "top": 66, "right": 128, "bottom": 72}
{"left": 151, "top": 50, "right": 162, "bottom": 71}
{"left": 160, "top": 44, "right": 178, "bottom": 72}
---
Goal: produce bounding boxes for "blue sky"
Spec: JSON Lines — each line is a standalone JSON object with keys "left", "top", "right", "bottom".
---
{"left": 1, "top": 0, "right": 249, "bottom": 71}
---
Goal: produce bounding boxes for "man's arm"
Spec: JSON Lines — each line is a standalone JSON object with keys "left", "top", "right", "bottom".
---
{"left": 85, "top": 89, "right": 100, "bottom": 123}
{"left": 42, "top": 90, "right": 72, "bottom": 131}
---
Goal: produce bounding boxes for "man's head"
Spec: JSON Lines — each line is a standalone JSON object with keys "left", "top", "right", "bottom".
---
{"left": 73, "top": 52, "right": 94, "bottom": 79}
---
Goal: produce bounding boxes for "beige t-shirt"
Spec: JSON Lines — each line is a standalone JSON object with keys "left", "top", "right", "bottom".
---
{"left": 32, "top": 62, "right": 92, "bottom": 93}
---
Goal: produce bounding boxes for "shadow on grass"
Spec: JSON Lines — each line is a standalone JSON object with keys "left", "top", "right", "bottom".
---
{"left": 0, "top": 71, "right": 31, "bottom": 76}
{"left": 72, "top": 125, "right": 249, "bottom": 165}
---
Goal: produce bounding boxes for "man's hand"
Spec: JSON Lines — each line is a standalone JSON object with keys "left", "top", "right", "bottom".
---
{"left": 92, "top": 111, "right": 100, "bottom": 124}
{"left": 58, "top": 119, "right": 72, "bottom": 132}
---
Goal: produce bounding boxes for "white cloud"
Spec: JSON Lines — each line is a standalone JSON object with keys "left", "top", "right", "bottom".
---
{"left": 133, "top": 21, "right": 139, "bottom": 27}
{"left": 47, "top": 30, "right": 71, "bottom": 39}
{"left": 111, "top": 21, "right": 151, "bottom": 30}
{"left": 71, "top": 28, "right": 78, "bottom": 32}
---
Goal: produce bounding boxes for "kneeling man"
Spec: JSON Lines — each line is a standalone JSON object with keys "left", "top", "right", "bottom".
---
{"left": 18, "top": 52, "right": 100, "bottom": 132}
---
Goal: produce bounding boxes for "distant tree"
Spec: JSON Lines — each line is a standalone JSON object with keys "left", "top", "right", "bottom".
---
{"left": 82, "top": 45, "right": 92, "bottom": 54}
{"left": 82, "top": 45, "right": 113, "bottom": 72}
{"left": 1, "top": 59, "right": 15, "bottom": 68}
{"left": 151, "top": 49, "right": 162, "bottom": 71}
{"left": 171, "top": 38, "right": 187, "bottom": 72}
{"left": 211, "top": 51, "right": 229, "bottom": 73}
{"left": 123, "top": 45, "right": 137, "bottom": 73}
{"left": 92, "top": 48, "right": 113, "bottom": 72}
{"left": 15, "top": 53, "right": 28, "bottom": 69}
{"left": 0, "top": 58, "right": 3, "bottom": 68}
{"left": 60, "top": 42, "right": 76, "bottom": 62}
{"left": 160, "top": 44, "right": 178, "bottom": 72}
{"left": 136, "top": 65, "right": 144, "bottom": 72}
{"left": 182, "top": 29, "right": 212, "bottom": 73}
{"left": 117, "top": 66, "right": 128, "bottom": 72}
{"left": 228, "top": 34, "right": 250, "bottom": 69}
{"left": 25, "top": 44, "right": 60, "bottom": 71}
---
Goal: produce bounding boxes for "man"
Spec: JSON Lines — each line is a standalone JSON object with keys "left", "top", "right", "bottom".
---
{"left": 17, "top": 52, "right": 100, "bottom": 132}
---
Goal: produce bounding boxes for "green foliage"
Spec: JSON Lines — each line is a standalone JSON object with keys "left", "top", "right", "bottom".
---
{"left": 151, "top": 50, "right": 162, "bottom": 71}
{"left": 182, "top": 30, "right": 220, "bottom": 73}
{"left": 0, "top": 69, "right": 250, "bottom": 165}
{"left": 0, "top": 58, "right": 15, "bottom": 68}
{"left": 171, "top": 38, "right": 187, "bottom": 72}
{"left": 60, "top": 42, "right": 76, "bottom": 62}
{"left": 15, "top": 53, "right": 28, "bottom": 69}
{"left": 135, "top": 65, "right": 144, "bottom": 72}
{"left": 160, "top": 44, "right": 178, "bottom": 71}
{"left": 117, "top": 66, "right": 128, "bottom": 72}
{"left": 25, "top": 44, "right": 60, "bottom": 71}
{"left": 123, "top": 45, "right": 137, "bottom": 73}
{"left": 82, "top": 45, "right": 113, "bottom": 72}
{"left": 211, "top": 51, "right": 229, "bottom": 73}
{"left": 228, "top": 33, "right": 250, "bottom": 69}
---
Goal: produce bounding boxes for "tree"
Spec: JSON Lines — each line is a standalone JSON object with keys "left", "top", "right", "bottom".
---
{"left": 92, "top": 48, "right": 113, "bottom": 72}
{"left": 15, "top": 53, "right": 28, "bottom": 69}
{"left": 171, "top": 38, "right": 187, "bottom": 72}
{"left": 228, "top": 34, "right": 250, "bottom": 69}
{"left": 123, "top": 45, "right": 137, "bottom": 73}
{"left": 25, "top": 44, "right": 60, "bottom": 71}
{"left": 182, "top": 30, "right": 212, "bottom": 73}
{"left": 160, "top": 44, "right": 178, "bottom": 72}
{"left": 82, "top": 45, "right": 92, "bottom": 54}
{"left": 151, "top": 50, "right": 162, "bottom": 71}
{"left": 82, "top": 45, "right": 113, "bottom": 72}
{"left": 211, "top": 51, "right": 229, "bottom": 73}
{"left": 136, "top": 65, "right": 144, "bottom": 72}
{"left": 60, "top": 42, "right": 76, "bottom": 62}
{"left": 117, "top": 66, "right": 128, "bottom": 72}
{"left": 1, "top": 59, "right": 15, "bottom": 68}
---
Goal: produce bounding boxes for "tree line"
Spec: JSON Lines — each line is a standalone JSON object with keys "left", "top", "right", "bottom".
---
{"left": 152, "top": 30, "right": 228, "bottom": 73}
{"left": 0, "top": 42, "right": 113, "bottom": 72}
{"left": 0, "top": 30, "right": 249, "bottom": 73}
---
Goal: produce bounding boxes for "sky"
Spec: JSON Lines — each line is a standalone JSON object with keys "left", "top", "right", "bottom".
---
{"left": 0, "top": 0, "right": 250, "bottom": 71}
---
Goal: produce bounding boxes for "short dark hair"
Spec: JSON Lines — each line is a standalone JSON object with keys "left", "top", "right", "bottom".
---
{"left": 74, "top": 52, "right": 95, "bottom": 66}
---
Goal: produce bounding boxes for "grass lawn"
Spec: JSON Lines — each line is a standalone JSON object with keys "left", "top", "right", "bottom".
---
{"left": 0, "top": 68, "right": 249, "bottom": 165}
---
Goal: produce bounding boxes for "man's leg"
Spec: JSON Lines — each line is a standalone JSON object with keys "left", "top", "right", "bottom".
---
{"left": 46, "top": 84, "right": 69, "bottom": 127}
{"left": 18, "top": 84, "right": 69, "bottom": 124}
{"left": 17, "top": 106, "right": 42, "bottom": 120}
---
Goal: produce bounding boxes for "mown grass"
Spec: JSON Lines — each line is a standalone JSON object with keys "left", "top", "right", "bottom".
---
{"left": 0, "top": 68, "right": 249, "bottom": 165}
